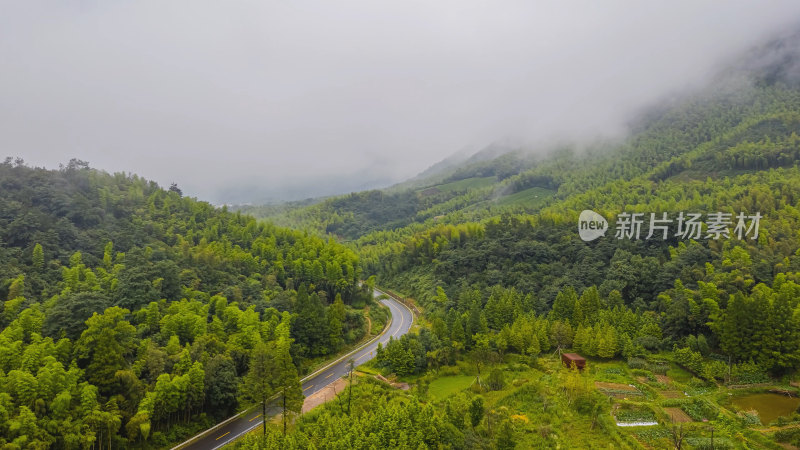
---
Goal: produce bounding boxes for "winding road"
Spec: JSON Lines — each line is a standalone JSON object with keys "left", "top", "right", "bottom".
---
{"left": 173, "top": 289, "right": 414, "bottom": 450}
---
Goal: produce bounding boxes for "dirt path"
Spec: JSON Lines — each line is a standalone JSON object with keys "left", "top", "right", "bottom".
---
{"left": 664, "top": 407, "right": 692, "bottom": 423}
{"left": 755, "top": 423, "right": 800, "bottom": 433}
{"left": 661, "top": 391, "right": 684, "bottom": 398}
{"left": 301, "top": 378, "right": 348, "bottom": 413}
{"left": 595, "top": 381, "right": 638, "bottom": 391}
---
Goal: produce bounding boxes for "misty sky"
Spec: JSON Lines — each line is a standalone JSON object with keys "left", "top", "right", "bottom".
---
{"left": 2, "top": 1, "right": 800, "bottom": 204}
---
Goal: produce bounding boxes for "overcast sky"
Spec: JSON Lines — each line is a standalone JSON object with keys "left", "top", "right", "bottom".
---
{"left": 2, "top": 1, "right": 800, "bottom": 203}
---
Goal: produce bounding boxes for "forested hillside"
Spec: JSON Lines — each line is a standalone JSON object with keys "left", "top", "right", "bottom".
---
{"left": 6, "top": 22, "right": 800, "bottom": 450}
{"left": 362, "top": 79, "right": 800, "bottom": 376}
{"left": 0, "top": 160, "right": 377, "bottom": 448}
{"left": 238, "top": 32, "right": 800, "bottom": 449}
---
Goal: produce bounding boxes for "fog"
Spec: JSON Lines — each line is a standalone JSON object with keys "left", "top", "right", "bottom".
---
{"left": 2, "top": 1, "right": 800, "bottom": 203}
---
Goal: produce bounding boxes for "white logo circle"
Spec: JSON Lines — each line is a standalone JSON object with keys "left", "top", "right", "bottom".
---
{"left": 578, "top": 210, "right": 608, "bottom": 241}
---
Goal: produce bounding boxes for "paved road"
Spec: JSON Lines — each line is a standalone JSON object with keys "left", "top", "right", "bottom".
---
{"left": 176, "top": 290, "right": 414, "bottom": 450}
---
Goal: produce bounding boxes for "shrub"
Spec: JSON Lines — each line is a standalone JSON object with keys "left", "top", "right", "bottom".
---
{"left": 730, "top": 361, "right": 769, "bottom": 385}
{"left": 631, "top": 369, "right": 656, "bottom": 381}
{"left": 673, "top": 346, "right": 703, "bottom": 374}
{"left": 637, "top": 335, "right": 662, "bottom": 351}
{"left": 681, "top": 398, "right": 719, "bottom": 421}
{"left": 506, "top": 363, "right": 530, "bottom": 372}
{"left": 685, "top": 436, "right": 734, "bottom": 449}
{"left": 649, "top": 361, "right": 670, "bottom": 375}
{"left": 700, "top": 360, "right": 728, "bottom": 382}
{"left": 574, "top": 391, "right": 605, "bottom": 415}
{"left": 775, "top": 427, "right": 800, "bottom": 446}
{"left": 628, "top": 358, "right": 648, "bottom": 370}
{"left": 739, "top": 410, "right": 762, "bottom": 426}
{"left": 487, "top": 368, "right": 506, "bottom": 391}
{"left": 616, "top": 408, "right": 656, "bottom": 422}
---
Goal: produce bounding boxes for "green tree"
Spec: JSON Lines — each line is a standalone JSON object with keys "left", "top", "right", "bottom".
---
{"left": 469, "top": 396, "right": 485, "bottom": 429}
{"left": 327, "top": 294, "right": 346, "bottom": 352}
{"left": 487, "top": 368, "right": 506, "bottom": 391}
{"left": 275, "top": 337, "right": 303, "bottom": 436}
{"left": 550, "top": 287, "right": 577, "bottom": 325}
{"left": 75, "top": 307, "right": 136, "bottom": 395}
{"left": 7, "top": 274, "right": 25, "bottom": 301}
{"left": 574, "top": 286, "right": 602, "bottom": 325}
{"left": 205, "top": 355, "right": 238, "bottom": 420}
{"left": 292, "top": 286, "right": 329, "bottom": 357}
{"left": 32, "top": 244, "right": 44, "bottom": 271}
{"left": 495, "top": 419, "right": 516, "bottom": 450}
{"left": 243, "top": 341, "right": 277, "bottom": 435}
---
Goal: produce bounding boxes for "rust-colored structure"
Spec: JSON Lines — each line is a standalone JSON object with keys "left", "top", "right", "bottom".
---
{"left": 561, "top": 353, "right": 586, "bottom": 370}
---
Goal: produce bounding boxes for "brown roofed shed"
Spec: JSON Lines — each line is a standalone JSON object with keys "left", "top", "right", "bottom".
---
{"left": 561, "top": 353, "right": 586, "bottom": 370}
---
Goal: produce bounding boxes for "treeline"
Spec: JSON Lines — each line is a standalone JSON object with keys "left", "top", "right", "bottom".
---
{"left": 0, "top": 161, "right": 373, "bottom": 448}
{"left": 358, "top": 83, "right": 800, "bottom": 386}
{"left": 373, "top": 285, "right": 661, "bottom": 377}
{"left": 234, "top": 376, "right": 522, "bottom": 450}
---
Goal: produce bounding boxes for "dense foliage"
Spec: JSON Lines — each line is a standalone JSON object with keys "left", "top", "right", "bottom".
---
{"left": 8, "top": 31, "right": 800, "bottom": 450}
{"left": 248, "top": 49, "right": 800, "bottom": 415}
{"left": 0, "top": 160, "right": 375, "bottom": 448}
{"left": 360, "top": 81, "right": 800, "bottom": 381}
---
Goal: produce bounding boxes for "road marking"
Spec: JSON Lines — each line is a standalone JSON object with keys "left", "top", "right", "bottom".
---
{"left": 248, "top": 414, "right": 262, "bottom": 422}
{"left": 324, "top": 372, "right": 333, "bottom": 379}
{"left": 211, "top": 420, "right": 262, "bottom": 450}
{"left": 392, "top": 305, "right": 405, "bottom": 337}
{"left": 215, "top": 432, "right": 230, "bottom": 440}
{"left": 303, "top": 384, "right": 314, "bottom": 391}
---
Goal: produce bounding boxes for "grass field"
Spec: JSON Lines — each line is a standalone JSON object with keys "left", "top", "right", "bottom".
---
{"left": 427, "top": 375, "right": 475, "bottom": 401}
{"left": 419, "top": 176, "right": 497, "bottom": 195}
{"left": 666, "top": 364, "right": 694, "bottom": 384}
{"left": 494, "top": 186, "right": 556, "bottom": 208}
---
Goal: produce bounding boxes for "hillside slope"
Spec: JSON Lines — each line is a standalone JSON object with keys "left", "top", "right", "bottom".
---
{"left": 0, "top": 161, "right": 375, "bottom": 448}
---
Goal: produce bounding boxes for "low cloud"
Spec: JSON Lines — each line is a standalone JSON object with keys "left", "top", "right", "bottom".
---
{"left": 2, "top": 1, "right": 800, "bottom": 203}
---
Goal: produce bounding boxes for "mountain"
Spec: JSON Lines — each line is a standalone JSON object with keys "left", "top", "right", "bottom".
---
{"left": 7, "top": 24, "right": 800, "bottom": 450}
{"left": 237, "top": 30, "right": 800, "bottom": 448}
{"left": 0, "top": 160, "right": 377, "bottom": 448}
{"left": 232, "top": 30, "right": 800, "bottom": 449}
{"left": 391, "top": 141, "right": 524, "bottom": 191}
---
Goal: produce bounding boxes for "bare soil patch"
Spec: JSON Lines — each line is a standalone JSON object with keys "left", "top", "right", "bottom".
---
{"left": 302, "top": 378, "right": 347, "bottom": 413}
{"left": 656, "top": 375, "right": 670, "bottom": 385}
{"left": 664, "top": 407, "right": 692, "bottom": 423}
{"left": 661, "top": 390, "right": 684, "bottom": 399}
{"left": 595, "top": 381, "right": 638, "bottom": 391}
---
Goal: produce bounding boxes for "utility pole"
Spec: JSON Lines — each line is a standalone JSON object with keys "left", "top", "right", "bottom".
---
{"left": 709, "top": 426, "right": 715, "bottom": 449}
{"left": 347, "top": 359, "right": 355, "bottom": 416}
{"left": 283, "top": 386, "right": 287, "bottom": 436}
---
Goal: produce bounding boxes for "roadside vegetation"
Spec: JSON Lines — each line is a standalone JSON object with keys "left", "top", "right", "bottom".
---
{"left": 0, "top": 161, "right": 378, "bottom": 448}
{"left": 237, "top": 45, "right": 800, "bottom": 449}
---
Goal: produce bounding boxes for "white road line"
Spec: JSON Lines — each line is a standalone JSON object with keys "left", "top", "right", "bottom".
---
{"left": 392, "top": 304, "right": 405, "bottom": 337}
{"left": 211, "top": 420, "right": 263, "bottom": 450}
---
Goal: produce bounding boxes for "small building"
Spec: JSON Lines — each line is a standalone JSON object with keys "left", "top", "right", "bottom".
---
{"left": 561, "top": 353, "right": 586, "bottom": 370}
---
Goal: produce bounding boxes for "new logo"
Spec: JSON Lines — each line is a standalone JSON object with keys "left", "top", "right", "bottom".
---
{"left": 578, "top": 210, "right": 608, "bottom": 242}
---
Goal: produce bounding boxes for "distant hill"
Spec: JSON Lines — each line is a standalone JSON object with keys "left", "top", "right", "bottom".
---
{"left": 0, "top": 160, "right": 374, "bottom": 447}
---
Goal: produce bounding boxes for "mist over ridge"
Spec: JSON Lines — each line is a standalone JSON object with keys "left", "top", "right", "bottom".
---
{"left": 3, "top": 2, "right": 800, "bottom": 203}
